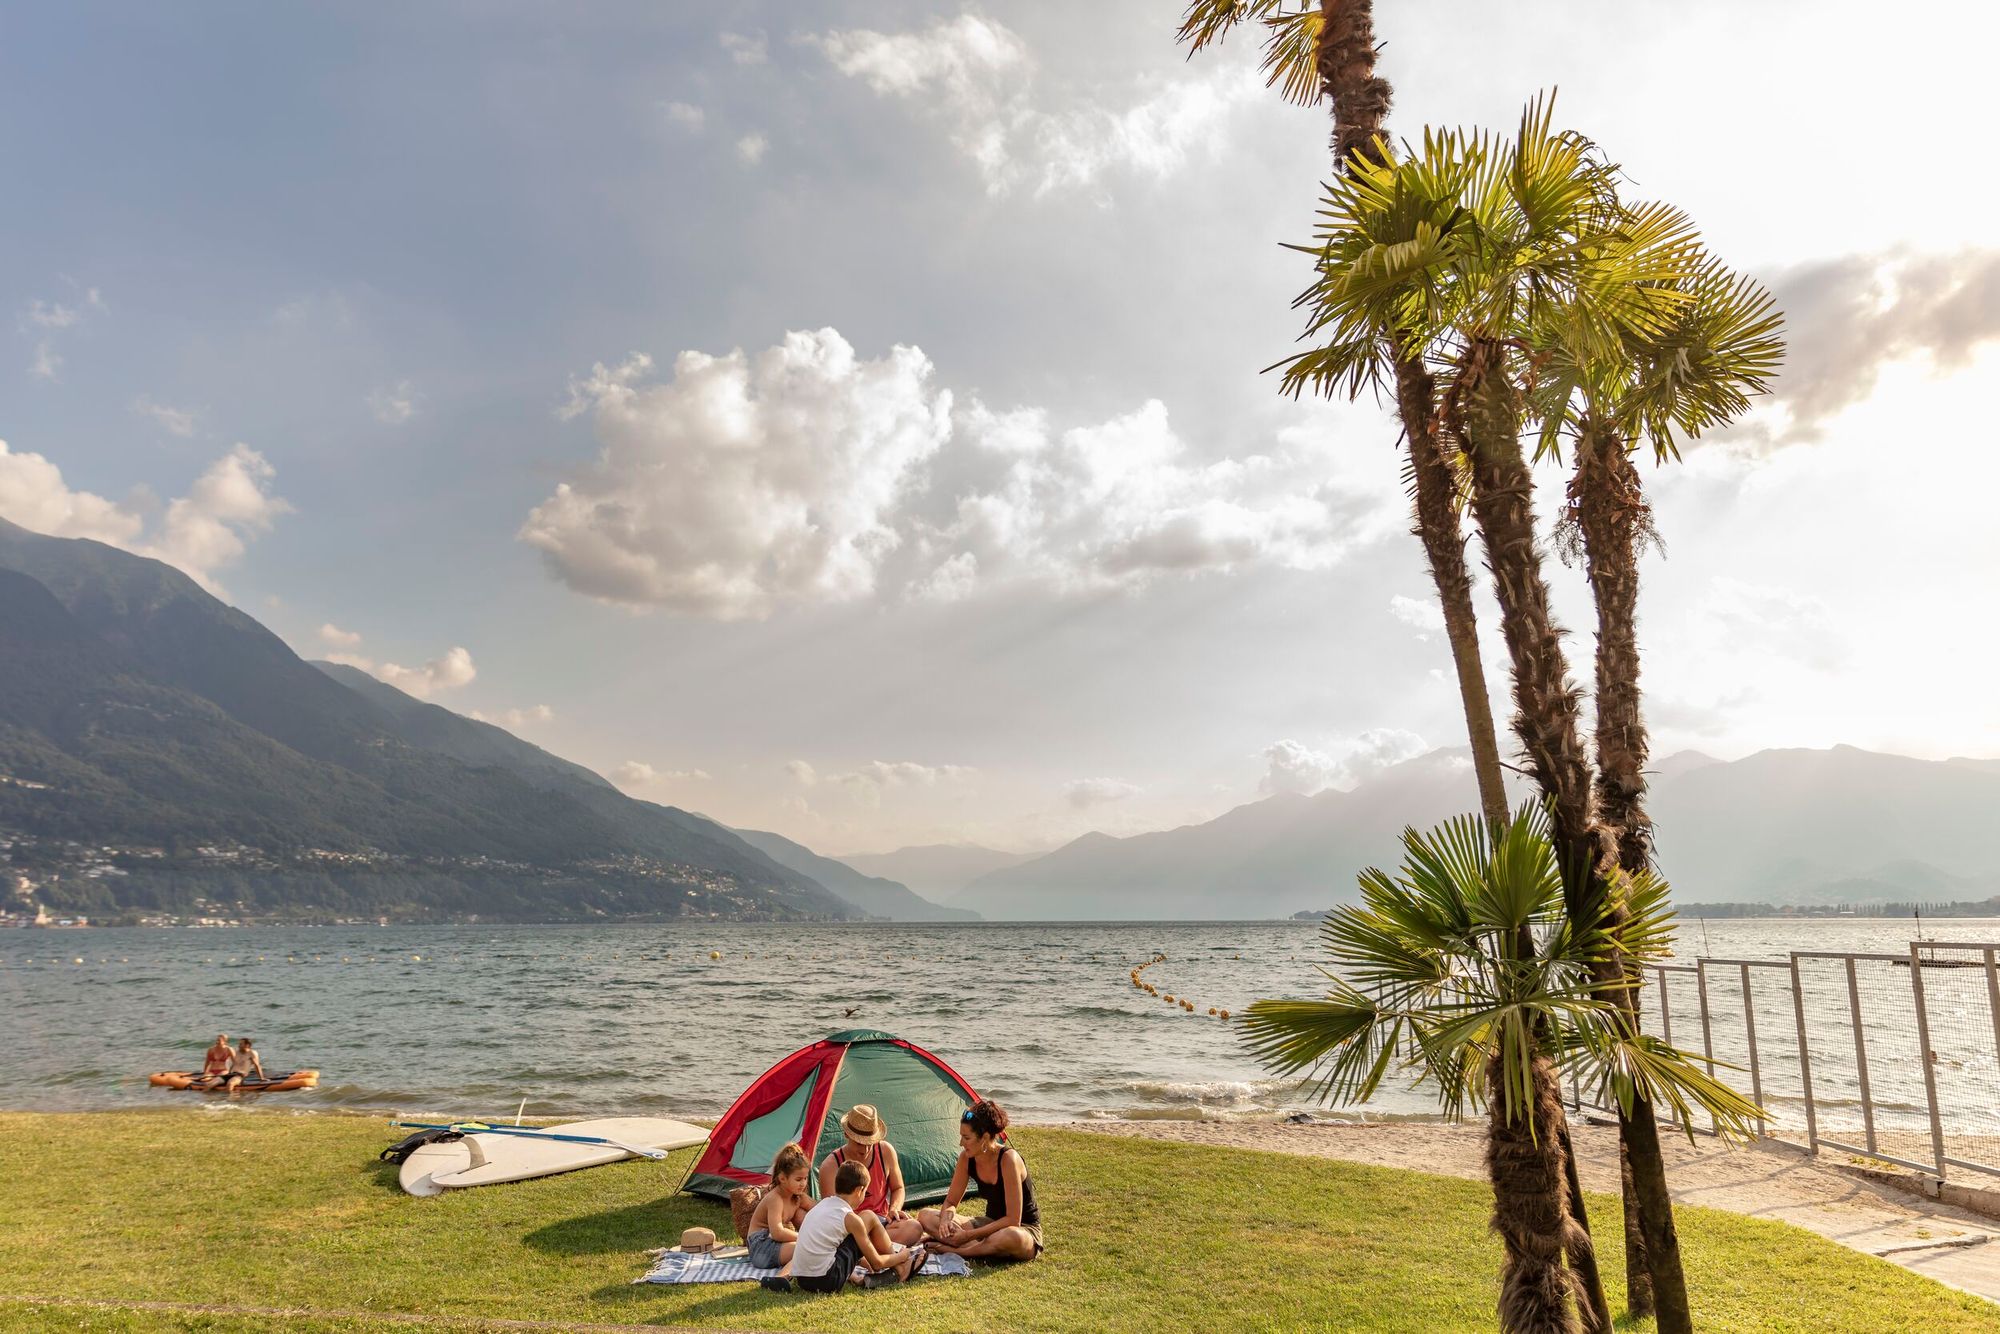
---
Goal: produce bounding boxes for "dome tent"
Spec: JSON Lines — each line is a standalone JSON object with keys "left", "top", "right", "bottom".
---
{"left": 683, "top": 1029, "right": 979, "bottom": 1205}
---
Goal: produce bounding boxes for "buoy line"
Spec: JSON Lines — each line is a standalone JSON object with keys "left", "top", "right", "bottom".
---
{"left": 1127, "top": 952, "right": 1229, "bottom": 1021}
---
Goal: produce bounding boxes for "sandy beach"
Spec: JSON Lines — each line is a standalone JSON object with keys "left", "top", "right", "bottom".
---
{"left": 1066, "top": 1117, "right": 2000, "bottom": 1303}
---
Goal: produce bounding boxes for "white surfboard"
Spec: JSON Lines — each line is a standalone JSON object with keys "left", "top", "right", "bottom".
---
{"left": 420, "top": 1118, "right": 708, "bottom": 1191}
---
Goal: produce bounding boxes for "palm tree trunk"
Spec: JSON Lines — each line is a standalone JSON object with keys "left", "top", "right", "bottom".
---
{"left": 1451, "top": 341, "right": 1692, "bottom": 1332}
{"left": 1486, "top": 1051, "right": 1588, "bottom": 1334}
{"left": 1570, "top": 417, "right": 1671, "bottom": 1321}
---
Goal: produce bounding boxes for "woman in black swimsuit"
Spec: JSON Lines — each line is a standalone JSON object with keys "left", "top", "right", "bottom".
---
{"left": 918, "top": 1099, "right": 1043, "bottom": 1262}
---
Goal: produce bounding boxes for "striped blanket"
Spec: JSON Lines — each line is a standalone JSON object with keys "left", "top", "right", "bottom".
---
{"left": 634, "top": 1245, "right": 973, "bottom": 1286}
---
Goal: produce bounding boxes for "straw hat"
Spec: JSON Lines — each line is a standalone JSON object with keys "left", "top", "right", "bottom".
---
{"left": 840, "top": 1103, "right": 886, "bottom": 1144}
{"left": 678, "top": 1226, "right": 718, "bottom": 1253}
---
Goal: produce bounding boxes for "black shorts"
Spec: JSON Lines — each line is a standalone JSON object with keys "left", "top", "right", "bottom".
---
{"left": 794, "top": 1234, "right": 861, "bottom": 1294}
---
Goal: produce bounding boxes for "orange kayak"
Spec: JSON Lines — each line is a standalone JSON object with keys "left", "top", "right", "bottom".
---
{"left": 149, "top": 1070, "right": 320, "bottom": 1092}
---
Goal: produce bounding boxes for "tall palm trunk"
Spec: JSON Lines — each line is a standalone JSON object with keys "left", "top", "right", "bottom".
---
{"left": 1486, "top": 1050, "right": 1588, "bottom": 1334}
{"left": 1452, "top": 341, "right": 1693, "bottom": 1333}
{"left": 1568, "top": 416, "right": 1662, "bottom": 1315}
{"left": 1314, "top": 1, "right": 1509, "bottom": 834}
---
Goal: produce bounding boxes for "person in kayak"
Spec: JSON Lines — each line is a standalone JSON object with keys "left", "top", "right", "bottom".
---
{"left": 817, "top": 1104, "right": 921, "bottom": 1246}
{"left": 224, "top": 1037, "right": 265, "bottom": 1093}
{"left": 919, "top": 1099, "right": 1043, "bottom": 1262}
{"left": 193, "top": 1034, "right": 232, "bottom": 1089}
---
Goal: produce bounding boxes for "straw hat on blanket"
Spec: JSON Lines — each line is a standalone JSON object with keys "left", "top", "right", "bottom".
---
{"left": 677, "top": 1227, "right": 718, "bottom": 1254}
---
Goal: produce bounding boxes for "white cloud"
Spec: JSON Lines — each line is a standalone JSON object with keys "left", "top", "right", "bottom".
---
{"left": 786, "top": 760, "right": 819, "bottom": 787}
{"left": 720, "top": 30, "right": 767, "bottom": 65}
{"left": 27, "top": 342, "right": 60, "bottom": 381}
{"left": 1388, "top": 594, "right": 1446, "bottom": 639}
{"left": 523, "top": 330, "right": 954, "bottom": 618}
{"left": 374, "top": 646, "right": 476, "bottom": 698}
{"left": 527, "top": 329, "right": 1397, "bottom": 617}
{"left": 1259, "top": 730, "right": 1430, "bottom": 797}
{"left": 26, "top": 299, "right": 81, "bottom": 329}
{"left": 735, "top": 132, "right": 769, "bottom": 165}
{"left": 831, "top": 760, "right": 975, "bottom": 790}
{"left": 1062, "top": 776, "right": 1140, "bottom": 809}
{"left": 469, "top": 704, "right": 555, "bottom": 729}
{"left": 0, "top": 439, "right": 287, "bottom": 590}
{"left": 368, "top": 380, "right": 418, "bottom": 425}
{"left": 133, "top": 397, "right": 198, "bottom": 437}
{"left": 662, "top": 101, "right": 705, "bottom": 131}
{"left": 613, "top": 759, "right": 709, "bottom": 788}
{"left": 811, "top": 12, "right": 1255, "bottom": 197}
{"left": 318, "top": 622, "right": 363, "bottom": 648}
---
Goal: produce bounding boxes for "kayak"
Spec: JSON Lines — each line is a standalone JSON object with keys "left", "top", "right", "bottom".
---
{"left": 149, "top": 1070, "right": 320, "bottom": 1092}
{"left": 398, "top": 1117, "right": 708, "bottom": 1196}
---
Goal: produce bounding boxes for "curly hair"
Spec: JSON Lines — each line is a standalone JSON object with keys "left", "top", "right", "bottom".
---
{"left": 964, "top": 1098, "right": 1010, "bottom": 1139}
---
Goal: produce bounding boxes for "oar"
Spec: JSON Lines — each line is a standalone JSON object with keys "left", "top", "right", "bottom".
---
{"left": 389, "top": 1120, "right": 669, "bottom": 1160}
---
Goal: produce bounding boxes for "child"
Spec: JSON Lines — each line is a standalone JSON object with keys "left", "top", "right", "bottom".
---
{"left": 775, "top": 1160, "right": 925, "bottom": 1294}
{"left": 745, "top": 1143, "right": 812, "bottom": 1271}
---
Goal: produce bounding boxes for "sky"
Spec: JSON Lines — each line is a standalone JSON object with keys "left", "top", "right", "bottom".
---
{"left": 2, "top": 1, "right": 1997, "bottom": 856}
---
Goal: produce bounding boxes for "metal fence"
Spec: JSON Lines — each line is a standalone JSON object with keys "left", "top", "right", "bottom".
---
{"left": 1567, "top": 940, "right": 2000, "bottom": 1186}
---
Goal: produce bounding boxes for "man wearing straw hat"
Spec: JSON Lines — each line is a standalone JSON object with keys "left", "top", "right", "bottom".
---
{"left": 818, "top": 1104, "right": 922, "bottom": 1246}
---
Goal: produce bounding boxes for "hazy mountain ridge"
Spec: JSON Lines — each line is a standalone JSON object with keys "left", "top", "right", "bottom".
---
{"left": 962, "top": 745, "right": 2000, "bottom": 919}
{"left": 727, "top": 827, "right": 980, "bottom": 922}
{"left": 838, "top": 844, "right": 1037, "bottom": 900}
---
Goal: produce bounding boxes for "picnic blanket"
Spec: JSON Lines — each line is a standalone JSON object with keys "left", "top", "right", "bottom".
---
{"left": 634, "top": 1245, "right": 973, "bottom": 1286}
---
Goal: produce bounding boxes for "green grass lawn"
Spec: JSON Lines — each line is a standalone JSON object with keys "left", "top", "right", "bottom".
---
{"left": 0, "top": 1111, "right": 1991, "bottom": 1333}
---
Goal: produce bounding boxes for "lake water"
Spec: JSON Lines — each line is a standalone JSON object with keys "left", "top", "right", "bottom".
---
{"left": 5, "top": 918, "right": 1995, "bottom": 1136}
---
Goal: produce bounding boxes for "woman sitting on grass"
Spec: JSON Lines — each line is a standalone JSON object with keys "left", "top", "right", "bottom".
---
{"left": 745, "top": 1142, "right": 813, "bottom": 1271}
{"left": 919, "top": 1099, "right": 1043, "bottom": 1262}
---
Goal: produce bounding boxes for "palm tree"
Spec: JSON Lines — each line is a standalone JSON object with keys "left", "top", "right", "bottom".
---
{"left": 1241, "top": 807, "right": 1758, "bottom": 1333}
{"left": 1537, "top": 259, "right": 1785, "bottom": 1313}
{"left": 1176, "top": 1, "right": 1510, "bottom": 833}
{"left": 1276, "top": 99, "right": 1717, "bottom": 1332}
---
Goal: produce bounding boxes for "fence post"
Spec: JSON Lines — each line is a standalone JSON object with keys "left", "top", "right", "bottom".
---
{"left": 1845, "top": 956, "right": 1877, "bottom": 1155}
{"left": 1656, "top": 966, "right": 1680, "bottom": 1130}
{"left": 1985, "top": 948, "right": 2000, "bottom": 1076}
{"left": 1908, "top": 942, "right": 1950, "bottom": 1183}
{"left": 1740, "top": 962, "right": 1765, "bottom": 1138}
{"left": 1696, "top": 959, "right": 1719, "bottom": 1135}
{"left": 1790, "top": 953, "right": 1818, "bottom": 1155}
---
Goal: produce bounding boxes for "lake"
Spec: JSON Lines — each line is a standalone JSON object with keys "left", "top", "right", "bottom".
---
{"left": 5, "top": 917, "right": 1993, "bottom": 1132}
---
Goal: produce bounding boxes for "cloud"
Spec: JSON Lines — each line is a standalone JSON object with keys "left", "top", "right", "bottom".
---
{"left": 26, "top": 299, "right": 81, "bottom": 330}
{"left": 810, "top": 11, "right": 1254, "bottom": 197}
{"left": 1259, "top": 729, "right": 1429, "bottom": 797}
{"left": 527, "top": 329, "right": 1396, "bottom": 617}
{"left": 1388, "top": 594, "right": 1446, "bottom": 639}
{"left": 318, "top": 622, "right": 363, "bottom": 648}
{"left": 785, "top": 760, "right": 819, "bottom": 787}
{"left": 27, "top": 342, "right": 60, "bottom": 381}
{"left": 1700, "top": 576, "right": 1846, "bottom": 671}
{"left": 368, "top": 380, "right": 418, "bottom": 424}
{"left": 613, "top": 759, "right": 709, "bottom": 788}
{"left": 1062, "top": 776, "right": 1140, "bottom": 809}
{"left": 374, "top": 646, "right": 477, "bottom": 698}
{"left": 662, "top": 101, "right": 705, "bottom": 131}
{"left": 831, "top": 760, "right": 975, "bottom": 790}
{"left": 719, "top": 30, "right": 767, "bottom": 65}
{"left": 133, "top": 397, "right": 198, "bottom": 437}
{"left": 523, "top": 330, "right": 954, "bottom": 618}
{"left": 468, "top": 704, "right": 555, "bottom": 729}
{"left": 735, "top": 132, "right": 769, "bottom": 165}
{"left": 1745, "top": 248, "right": 2000, "bottom": 447}
{"left": 0, "top": 439, "right": 287, "bottom": 590}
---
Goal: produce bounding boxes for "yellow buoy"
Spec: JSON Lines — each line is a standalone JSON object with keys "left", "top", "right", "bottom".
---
{"left": 709, "top": 951, "right": 721, "bottom": 960}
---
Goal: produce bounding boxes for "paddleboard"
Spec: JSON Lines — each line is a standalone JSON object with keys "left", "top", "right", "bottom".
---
{"left": 403, "top": 1118, "right": 708, "bottom": 1194}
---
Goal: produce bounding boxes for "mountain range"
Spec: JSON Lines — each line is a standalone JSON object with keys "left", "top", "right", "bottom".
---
{"left": 950, "top": 746, "right": 2000, "bottom": 919}
{"left": 0, "top": 517, "right": 962, "bottom": 923}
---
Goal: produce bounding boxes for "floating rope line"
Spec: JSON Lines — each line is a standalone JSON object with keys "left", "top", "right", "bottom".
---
{"left": 1127, "top": 952, "right": 1229, "bottom": 1020}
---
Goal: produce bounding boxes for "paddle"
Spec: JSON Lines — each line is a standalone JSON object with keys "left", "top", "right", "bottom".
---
{"left": 388, "top": 1120, "right": 670, "bottom": 1160}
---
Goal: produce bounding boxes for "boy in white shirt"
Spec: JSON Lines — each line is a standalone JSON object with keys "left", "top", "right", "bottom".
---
{"left": 776, "top": 1159, "right": 925, "bottom": 1293}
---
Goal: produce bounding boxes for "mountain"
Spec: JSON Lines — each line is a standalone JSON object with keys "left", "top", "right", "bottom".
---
{"left": 727, "top": 827, "right": 980, "bottom": 921}
{"left": 959, "top": 746, "right": 2000, "bottom": 919}
{"left": 0, "top": 516, "right": 855, "bottom": 922}
{"left": 839, "top": 844, "right": 1037, "bottom": 900}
